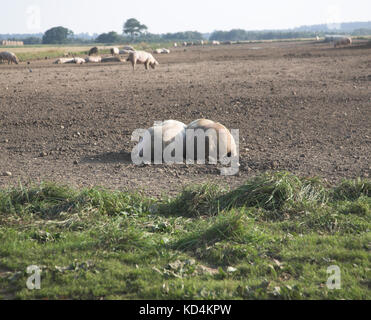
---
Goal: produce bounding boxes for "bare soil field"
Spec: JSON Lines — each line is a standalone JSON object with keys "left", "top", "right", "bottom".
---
{"left": 0, "top": 41, "right": 370, "bottom": 196}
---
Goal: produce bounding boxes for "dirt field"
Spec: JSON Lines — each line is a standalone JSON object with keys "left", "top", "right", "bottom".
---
{"left": 0, "top": 41, "right": 370, "bottom": 196}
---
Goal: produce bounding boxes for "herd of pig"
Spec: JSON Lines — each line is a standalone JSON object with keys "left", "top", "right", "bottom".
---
{"left": 0, "top": 35, "right": 354, "bottom": 69}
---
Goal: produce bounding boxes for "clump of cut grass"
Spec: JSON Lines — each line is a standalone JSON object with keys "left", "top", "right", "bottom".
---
{"left": 90, "top": 217, "right": 149, "bottom": 251}
{"left": 0, "top": 182, "right": 78, "bottom": 217}
{"left": 83, "top": 188, "right": 151, "bottom": 217}
{"left": 300, "top": 177, "right": 328, "bottom": 203}
{"left": 160, "top": 172, "right": 329, "bottom": 218}
{"left": 160, "top": 183, "right": 225, "bottom": 217}
{"left": 331, "top": 178, "right": 370, "bottom": 201}
{"left": 171, "top": 212, "right": 245, "bottom": 251}
{"left": 0, "top": 182, "right": 152, "bottom": 219}
{"left": 277, "top": 205, "right": 370, "bottom": 234}
{"left": 337, "top": 196, "right": 370, "bottom": 217}
{"left": 219, "top": 172, "right": 328, "bottom": 212}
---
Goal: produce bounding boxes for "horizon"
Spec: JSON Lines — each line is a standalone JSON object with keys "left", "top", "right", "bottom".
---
{"left": 1, "top": 0, "right": 371, "bottom": 35}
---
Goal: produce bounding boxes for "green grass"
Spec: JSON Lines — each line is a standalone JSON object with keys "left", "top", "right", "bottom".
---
{"left": 16, "top": 50, "right": 88, "bottom": 62}
{"left": 15, "top": 49, "right": 114, "bottom": 63}
{"left": 3, "top": 42, "right": 174, "bottom": 62}
{"left": 0, "top": 172, "right": 370, "bottom": 300}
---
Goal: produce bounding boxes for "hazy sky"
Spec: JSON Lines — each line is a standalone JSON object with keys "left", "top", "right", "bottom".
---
{"left": 1, "top": 0, "right": 370, "bottom": 34}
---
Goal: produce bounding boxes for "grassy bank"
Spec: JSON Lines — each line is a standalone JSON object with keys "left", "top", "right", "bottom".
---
{"left": 2, "top": 42, "right": 174, "bottom": 62}
{"left": 0, "top": 171, "right": 369, "bottom": 300}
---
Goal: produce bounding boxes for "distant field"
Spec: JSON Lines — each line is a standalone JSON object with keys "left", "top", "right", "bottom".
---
{"left": 0, "top": 39, "right": 312, "bottom": 62}
{"left": 0, "top": 45, "right": 112, "bottom": 62}
{"left": 0, "top": 37, "right": 332, "bottom": 62}
{"left": 0, "top": 42, "right": 174, "bottom": 61}
{"left": 1, "top": 36, "right": 369, "bottom": 62}
{"left": 3, "top": 45, "right": 99, "bottom": 52}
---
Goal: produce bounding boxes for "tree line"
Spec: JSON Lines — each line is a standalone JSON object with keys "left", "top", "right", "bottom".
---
{"left": 209, "top": 28, "right": 371, "bottom": 41}
{"left": 95, "top": 31, "right": 203, "bottom": 43}
{"left": 3, "top": 18, "right": 371, "bottom": 45}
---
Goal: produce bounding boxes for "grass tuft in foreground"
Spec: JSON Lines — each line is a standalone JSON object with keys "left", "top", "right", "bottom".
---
{"left": 0, "top": 172, "right": 370, "bottom": 300}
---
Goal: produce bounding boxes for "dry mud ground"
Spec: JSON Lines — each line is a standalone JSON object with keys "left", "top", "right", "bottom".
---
{"left": 0, "top": 41, "right": 370, "bottom": 196}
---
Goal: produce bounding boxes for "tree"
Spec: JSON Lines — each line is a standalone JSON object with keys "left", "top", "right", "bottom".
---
{"left": 22, "top": 37, "right": 42, "bottom": 45}
{"left": 42, "top": 26, "right": 73, "bottom": 44}
{"left": 95, "top": 31, "right": 122, "bottom": 43}
{"left": 123, "top": 18, "right": 148, "bottom": 40}
{"left": 162, "top": 31, "right": 203, "bottom": 41}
